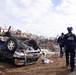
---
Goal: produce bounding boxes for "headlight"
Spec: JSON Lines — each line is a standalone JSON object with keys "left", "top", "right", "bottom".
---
{"left": 14, "top": 59, "right": 25, "bottom": 65}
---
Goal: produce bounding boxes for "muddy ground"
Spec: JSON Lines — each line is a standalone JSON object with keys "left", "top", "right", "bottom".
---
{"left": 0, "top": 53, "right": 76, "bottom": 75}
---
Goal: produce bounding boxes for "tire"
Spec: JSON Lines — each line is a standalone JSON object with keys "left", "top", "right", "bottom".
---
{"left": 28, "top": 40, "right": 39, "bottom": 50}
{"left": 6, "top": 37, "right": 18, "bottom": 54}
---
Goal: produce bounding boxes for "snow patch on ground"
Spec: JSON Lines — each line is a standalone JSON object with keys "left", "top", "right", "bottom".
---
{"left": 41, "top": 49, "right": 56, "bottom": 55}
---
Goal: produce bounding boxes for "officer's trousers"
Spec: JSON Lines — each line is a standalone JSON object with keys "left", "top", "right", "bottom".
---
{"left": 65, "top": 48, "right": 75, "bottom": 69}
{"left": 59, "top": 44, "right": 64, "bottom": 57}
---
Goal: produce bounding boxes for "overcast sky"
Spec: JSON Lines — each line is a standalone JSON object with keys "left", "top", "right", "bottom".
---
{"left": 0, "top": 0, "right": 76, "bottom": 37}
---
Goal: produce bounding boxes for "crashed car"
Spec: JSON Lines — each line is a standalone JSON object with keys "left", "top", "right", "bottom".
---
{"left": 0, "top": 26, "right": 42, "bottom": 66}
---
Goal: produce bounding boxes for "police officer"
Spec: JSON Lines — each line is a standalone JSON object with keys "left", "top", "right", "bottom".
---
{"left": 63, "top": 27, "right": 76, "bottom": 71}
{"left": 57, "top": 33, "right": 64, "bottom": 57}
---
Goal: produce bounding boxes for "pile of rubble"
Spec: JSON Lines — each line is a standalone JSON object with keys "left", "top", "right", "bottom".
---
{"left": 38, "top": 38, "right": 59, "bottom": 52}
{"left": 0, "top": 26, "right": 59, "bottom": 52}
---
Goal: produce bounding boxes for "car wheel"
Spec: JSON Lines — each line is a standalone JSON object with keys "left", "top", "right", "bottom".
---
{"left": 6, "top": 37, "right": 18, "bottom": 54}
{"left": 28, "top": 40, "right": 39, "bottom": 50}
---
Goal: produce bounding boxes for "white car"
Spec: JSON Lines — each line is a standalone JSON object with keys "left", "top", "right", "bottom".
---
{"left": 0, "top": 26, "right": 42, "bottom": 66}
{"left": 13, "top": 45, "right": 42, "bottom": 66}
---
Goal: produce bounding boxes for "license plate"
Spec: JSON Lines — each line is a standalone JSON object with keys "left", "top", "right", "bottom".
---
{"left": 33, "top": 54, "right": 38, "bottom": 56}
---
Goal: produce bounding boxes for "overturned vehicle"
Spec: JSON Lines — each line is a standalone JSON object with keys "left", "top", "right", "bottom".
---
{"left": 0, "top": 26, "right": 42, "bottom": 66}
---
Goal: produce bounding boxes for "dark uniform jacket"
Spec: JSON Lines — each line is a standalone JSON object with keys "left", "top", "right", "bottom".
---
{"left": 57, "top": 35, "right": 64, "bottom": 45}
{"left": 63, "top": 32, "right": 76, "bottom": 49}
